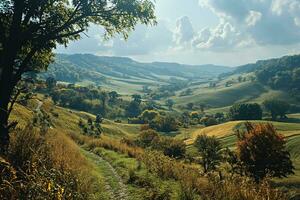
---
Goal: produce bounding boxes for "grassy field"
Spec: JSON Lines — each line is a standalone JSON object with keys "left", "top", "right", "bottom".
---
{"left": 10, "top": 94, "right": 300, "bottom": 198}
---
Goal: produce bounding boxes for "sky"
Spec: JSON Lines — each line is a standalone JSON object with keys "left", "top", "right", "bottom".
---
{"left": 57, "top": 0, "right": 300, "bottom": 66}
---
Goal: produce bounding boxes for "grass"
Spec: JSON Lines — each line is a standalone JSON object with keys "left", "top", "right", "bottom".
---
{"left": 9, "top": 93, "right": 300, "bottom": 198}
{"left": 88, "top": 147, "right": 181, "bottom": 200}
{"left": 174, "top": 82, "right": 267, "bottom": 108}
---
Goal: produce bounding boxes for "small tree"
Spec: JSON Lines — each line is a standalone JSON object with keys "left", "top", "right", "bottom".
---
{"left": 237, "top": 122, "right": 294, "bottom": 182}
{"left": 194, "top": 134, "right": 222, "bottom": 173}
{"left": 263, "top": 99, "right": 290, "bottom": 120}
{"left": 228, "top": 103, "right": 262, "bottom": 120}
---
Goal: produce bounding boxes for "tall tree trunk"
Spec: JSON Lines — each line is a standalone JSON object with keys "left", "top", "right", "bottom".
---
{"left": 0, "top": 84, "right": 11, "bottom": 154}
{"left": 0, "top": 61, "right": 17, "bottom": 154}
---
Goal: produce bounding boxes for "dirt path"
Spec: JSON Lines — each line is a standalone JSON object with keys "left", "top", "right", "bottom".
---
{"left": 82, "top": 150, "right": 128, "bottom": 200}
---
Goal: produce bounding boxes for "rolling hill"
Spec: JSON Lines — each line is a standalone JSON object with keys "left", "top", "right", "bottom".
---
{"left": 39, "top": 54, "right": 232, "bottom": 94}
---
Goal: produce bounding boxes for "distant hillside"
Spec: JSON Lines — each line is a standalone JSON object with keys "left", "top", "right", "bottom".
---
{"left": 40, "top": 54, "right": 232, "bottom": 86}
{"left": 231, "top": 54, "right": 300, "bottom": 74}
{"left": 224, "top": 54, "right": 300, "bottom": 100}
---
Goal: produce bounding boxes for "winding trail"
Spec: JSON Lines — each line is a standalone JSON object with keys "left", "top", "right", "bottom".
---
{"left": 82, "top": 149, "right": 128, "bottom": 200}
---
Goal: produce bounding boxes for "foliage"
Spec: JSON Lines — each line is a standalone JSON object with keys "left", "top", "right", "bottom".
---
{"left": 0, "top": 125, "right": 99, "bottom": 199}
{"left": 263, "top": 99, "right": 290, "bottom": 120}
{"left": 194, "top": 134, "right": 223, "bottom": 173}
{"left": 228, "top": 103, "right": 262, "bottom": 120}
{"left": 199, "top": 116, "right": 218, "bottom": 127}
{"left": 136, "top": 129, "right": 160, "bottom": 148}
{"left": 125, "top": 101, "right": 142, "bottom": 118}
{"left": 0, "top": 0, "right": 157, "bottom": 152}
{"left": 48, "top": 84, "right": 126, "bottom": 118}
{"left": 237, "top": 123, "right": 294, "bottom": 182}
{"left": 150, "top": 115, "right": 179, "bottom": 132}
{"left": 139, "top": 110, "right": 160, "bottom": 123}
{"left": 135, "top": 129, "right": 186, "bottom": 159}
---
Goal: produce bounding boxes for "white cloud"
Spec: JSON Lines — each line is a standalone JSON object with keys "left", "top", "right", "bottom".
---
{"left": 246, "top": 10, "right": 262, "bottom": 27}
{"left": 198, "top": 0, "right": 300, "bottom": 50}
{"left": 173, "top": 16, "right": 194, "bottom": 47}
{"left": 193, "top": 20, "right": 249, "bottom": 50}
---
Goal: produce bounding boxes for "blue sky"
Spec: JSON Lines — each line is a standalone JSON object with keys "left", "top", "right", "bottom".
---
{"left": 57, "top": 0, "right": 300, "bottom": 66}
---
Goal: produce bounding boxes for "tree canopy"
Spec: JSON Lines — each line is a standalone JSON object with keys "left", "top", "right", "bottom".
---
{"left": 0, "top": 0, "right": 156, "bottom": 152}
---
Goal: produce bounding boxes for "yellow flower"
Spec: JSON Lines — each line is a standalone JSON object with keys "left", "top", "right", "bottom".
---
{"left": 47, "top": 182, "right": 51, "bottom": 192}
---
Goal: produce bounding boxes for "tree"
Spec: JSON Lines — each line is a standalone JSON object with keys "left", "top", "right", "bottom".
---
{"left": 46, "top": 77, "right": 57, "bottom": 90}
{"left": 228, "top": 103, "right": 262, "bottom": 120}
{"left": 166, "top": 99, "right": 174, "bottom": 110}
{"left": 263, "top": 99, "right": 290, "bottom": 120}
{"left": 237, "top": 122, "right": 294, "bottom": 182}
{"left": 0, "top": 0, "right": 156, "bottom": 152}
{"left": 194, "top": 134, "right": 222, "bottom": 173}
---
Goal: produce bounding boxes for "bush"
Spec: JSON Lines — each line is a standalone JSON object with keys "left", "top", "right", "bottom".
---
{"left": 159, "top": 137, "right": 186, "bottom": 159}
{"left": 136, "top": 130, "right": 160, "bottom": 148}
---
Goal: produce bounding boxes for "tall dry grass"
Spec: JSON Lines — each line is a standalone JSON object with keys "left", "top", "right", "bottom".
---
{"left": 0, "top": 125, "right": 101, "bottom": 199}
{"left": 70, "top": 130, "right": 289, "bottom": 200}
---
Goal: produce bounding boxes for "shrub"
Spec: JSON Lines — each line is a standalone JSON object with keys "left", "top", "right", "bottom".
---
{"left": 159, "top": 137, "right": 186, "bottom": 159}
{"left": 237, "top": 122, "right": 294, "bottom": 182}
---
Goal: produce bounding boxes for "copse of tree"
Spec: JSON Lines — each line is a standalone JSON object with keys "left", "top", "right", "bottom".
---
{"left": 263, "top": 99, "right": 290, "bottom": 120}
{"left": 135, "top": 129, "right": 185, "bottom": 159}
{"left": 194, "top": 134, "right": 223, "bottom": 173}
{"left": 139, "top": 110, "right": 159, "bottom": 123}
{"left": 0, "top": 0, "right": 156, "bottom": 152}
{"left": 200, "top": 116, "right": 218, "bottom": 127}
{"left": 237, "top": 122, "right": 294, "bottom": 182}
{"left": 150, "top": 115, "right": 179, "bottom": 132}
{"left": 228, "top": 103, "right": 262, "bottom": 120}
